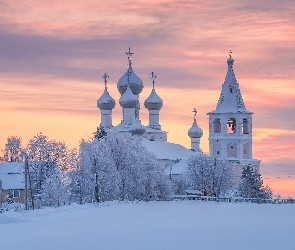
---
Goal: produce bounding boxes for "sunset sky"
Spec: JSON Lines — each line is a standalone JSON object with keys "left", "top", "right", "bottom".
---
{"left": 0, "top": 0, "right": 294, "bottom": 196}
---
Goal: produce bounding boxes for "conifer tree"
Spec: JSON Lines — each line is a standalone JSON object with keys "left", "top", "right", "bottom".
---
{"left": 239, "top": 165, "right": 272, "bottom": 199}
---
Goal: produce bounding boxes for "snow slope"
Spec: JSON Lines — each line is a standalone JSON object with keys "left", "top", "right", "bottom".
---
{"left": 0, "top": 201, "right": 294, "bottom": 250}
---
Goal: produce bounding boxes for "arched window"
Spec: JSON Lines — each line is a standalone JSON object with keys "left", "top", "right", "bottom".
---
{"left": 227, "top": 118, "right": 236, "bottom": 133}
{"left": 242, "top": 118, "right": 249, "bottom": 134}
{"left": 213, "top": 118, "right": 221, "bottom": 133}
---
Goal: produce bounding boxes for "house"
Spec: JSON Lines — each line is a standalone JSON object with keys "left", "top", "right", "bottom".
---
{"left": 0, "top": 162, "right": 25, "bottom": 204}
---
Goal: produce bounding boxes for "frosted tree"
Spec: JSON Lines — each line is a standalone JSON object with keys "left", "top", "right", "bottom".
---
{"left": 25, "top": 133, "right": 77, "bottom": 207}
{"left": 94, "top": 125, "right": 107, "bottom": 140}
{"left": 183, "top": 154, "right": 234, "bottom": 198}
{"left": 42, "top": 168, "right": 70, "bottom": 207}
{"left": 71, "top": 131, "right": 173, "bottom": 203}
{"left": 3, "top": 136, "right": 23, "bottom": 162}
{"left": 239, "top": 165, "right": 272, "bottom": 199}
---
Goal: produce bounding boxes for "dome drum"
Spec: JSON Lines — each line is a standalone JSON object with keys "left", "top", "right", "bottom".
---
{"left": 129, "top": 119, "right": 146, "bottom": 136}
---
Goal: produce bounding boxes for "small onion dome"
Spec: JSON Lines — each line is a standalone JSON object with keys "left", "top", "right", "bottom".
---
{"left": 117, "top": 66, "right": 144, "bottom": 95}
{"left": 119, "top": 86, "right": 137, "bottom": 108}
{"left": 188, "top": 118, "right": 203, "bottom": 138}
{"left": 97, "top": 89, "right": 116, "bottom": 110}
{"left": 227, "top": 56, "right": 234, "bottom": 70}
{"left": 129, "top": 118, "right": 146, "bottom": 136}
{"left": 144, "top": 89, "right": 163, "bottom": 110}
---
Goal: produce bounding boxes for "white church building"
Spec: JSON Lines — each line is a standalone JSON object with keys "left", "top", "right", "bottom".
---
{"left": 95, "top": 48, "right": 260, "bottom": 178}
{"left": 207, "top": 52, "right": 260, "bottom": 173}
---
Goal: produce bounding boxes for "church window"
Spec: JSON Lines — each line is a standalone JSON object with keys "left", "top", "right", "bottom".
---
{"left": 227, "top": 118, "right": 236, "bottom": 133}
{"left": 217, "top": 151, "right": 220, "bottom": 155}
{"left": 230, "top": 88, "right": 233, "bottom": 93}
{"left": 213, "top": 118, "right": 221, "bottom": 133}
{"left": 242, "top": 118, "right": 249, "bottom": 134}
{"left": 244, "top": 150, "right": 247, "bottom": 155}
{"left": 230, "top": 145, "right": 234, "bottom": 150}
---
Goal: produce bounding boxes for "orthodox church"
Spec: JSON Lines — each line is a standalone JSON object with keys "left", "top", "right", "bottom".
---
{"left": 95, "top": 48, "right": 260, "bottom": 178}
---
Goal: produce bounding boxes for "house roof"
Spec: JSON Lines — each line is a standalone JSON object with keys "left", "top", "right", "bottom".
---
{"left": 0, "top": 162, "right": 25, "bottom": 190}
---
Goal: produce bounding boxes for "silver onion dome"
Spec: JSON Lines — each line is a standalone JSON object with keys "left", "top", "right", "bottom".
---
{"left": 97, "top": 73, "right": 116, "bottom": 110}
{"left": 144, "top": 72, "right": 163, "bottom": 110}
{"left": 144, "top": 89, "right": 163, "bottom": 110}
{"left": 117, "top": 66, "right": 144, "bottom": 95}
{"left": 188, "top": 118, "right": 203, "bottom": 138}
{"left": 119, "top": 86, "right": 138, "bottom": 108}
{"left": 97, "top": 89, "right": 116, "bottom": 110}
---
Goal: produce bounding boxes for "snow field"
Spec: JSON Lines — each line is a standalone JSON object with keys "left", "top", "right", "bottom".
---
{"left": 0, "top": 201, "right": 294, "bottom": 250}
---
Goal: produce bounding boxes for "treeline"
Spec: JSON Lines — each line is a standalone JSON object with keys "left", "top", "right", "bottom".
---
{"left": 1, "top": 129, "right": 272, "bottom": 209}
{"left": 1, "top": 129, "right": 172, "bottom": 208}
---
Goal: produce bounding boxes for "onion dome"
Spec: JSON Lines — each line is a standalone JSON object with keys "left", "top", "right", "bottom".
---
{"left": 117, "top": 47, "right": 143, "bottom": 95}
{"left": 117, "top": 65, "right": 144, "bottom": 95}
{"left": 144, "top": 72, "right": 163, "bottom": 110}
{"left": 188, "top": 109, "right": 203, "bottom": 138}
{"left": 97, "top": 89, "right": 116, "bottom": 110}
{"left": 119, "top": 86, "right": 137, "bottom": 108}
{"left": 129, "top": 118, "right": 146, "bottom": 136}
{"left": 97, "top": 73, "right": 116, "bottom": 110}
{"left": 144, "top": 89, "right": 163, "bottom": 110}
{"left": 227, "top": 52, "right": 234, "bottom": 71}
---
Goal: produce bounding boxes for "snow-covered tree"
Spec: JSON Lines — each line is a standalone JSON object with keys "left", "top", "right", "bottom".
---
{"left": 183, "top": 154, "right": 234, "bottom": 198}
{"left": 3, "top": 136, "right": 23, "bottom": 162}
{"left": 71, "top": 131, "right": 173, "bottom": 203}
{"left": 42, "top": 168, "right": 70, "bottom": 207}
{"left": 239, "top": 165, "right": 272, "bottom": 199}
{"left": 25, "top": 133, "right": 77, "bottom": 207}
{"left": 94, "top": 125, "right": 107, "bottom": 140}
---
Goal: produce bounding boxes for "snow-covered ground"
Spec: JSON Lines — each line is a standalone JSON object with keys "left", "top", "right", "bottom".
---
{"left": 1, "top": 201, "right": 294, "bottom": 250}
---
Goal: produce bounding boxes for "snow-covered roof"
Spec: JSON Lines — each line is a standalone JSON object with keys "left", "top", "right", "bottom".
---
{"left": 142, "top": 139, "right": 196, "bottom": 161}
{"left": 184, "top": 189, "right": 203, "bottom": 195}
{"left": 210, "top": 55, "right": 250, "bottom": 114}
{"left": 0, "top": 162, "right": 25, "bottom": 190}
{"left": 164, "top": 159, "right": 188, "bottom": 175}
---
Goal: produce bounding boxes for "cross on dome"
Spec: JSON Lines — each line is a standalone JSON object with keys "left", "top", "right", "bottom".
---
{"left": 126, "top": 47, "right": 134, "bottom": 67}
{"left": 149, "top": 72, "right": 157, "bottom": 89}
{"left": 192, "top": 108, "right": 197, "bottom": 118}
{"left": 102, "top": 73, "right": 109, "bottom": 90}
{"left": 229, "top": 50, "right": 232, "bottom": 58}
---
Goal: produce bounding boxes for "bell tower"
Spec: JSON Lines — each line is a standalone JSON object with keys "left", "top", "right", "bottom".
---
{"left": 207, "top": 51, "right": 260, "bottom": 171}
